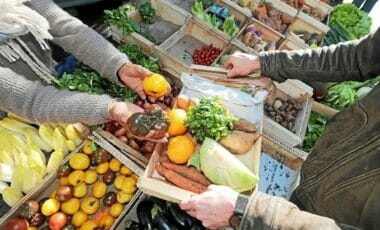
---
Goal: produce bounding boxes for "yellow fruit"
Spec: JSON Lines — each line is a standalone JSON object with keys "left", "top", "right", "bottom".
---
{"left": 177, "top": 94, "right": 189, "bottom": 111}
{"left": 92, "top": 182, "right": 107, "bottom": 198}
{"left": 69, "top": 153, "right": 90, "bottom": 170}
{"left": 167, "top": 135, "right": 195, "bottom": 164}
{"left": 84, "top": 170, "right": 97, "bottom": 185}
{"left": 98, "top": 214, "right": 114, "bottom": 230}
{"left": 80, "top": 220, "right": 97, "bottom": 230}
{"left": 168, "top": 109, "right": 188, "bottom": 136}
{"left": 114, "top": 175, "right": 126, "bottom": 190}
{"left": 50, "top": 189, "right": 57, "bottom": 199}
{"left": 96, "top": 162, "right": 109, "bottom": 174}
{"left": 110, "top": 203, "right": 124, "bottom": 218}
{"left": 41, "top": 198, "right": 60, "bottom": 216}
{"left": 143, "top": 73, "right": 168, "bottom": 98}
{"left": 121, "top": 177, "right": 136, "bottom": 194}
{"left": 74, "top": 183, "right": 88, "bottom": 198}
{"left": 116, "top": 191, "right": 133, "bottom": 204}
{"left": 81, "top": 197, "right": 100, "bottom": 215}
{"left": 83, "top": 141, "right": 95, "bottom": 155}
{"left": 120, "top": 166, "right": 132, "bottom": 175}
{"left": 68, "top": 170, "right": 86, "bottom": 186}
{"left": 72, "top": 211, "right": 88, "bottom": 227}
{"left": 59, "top": 177, "right": 70, "bottom": 186}
{"left": 109, "top": 158, "right": 121, "bottom": 172}
{"left": 61, "top": 198, "right": 80, "bottom": 215}
{"left": 27, "top": 227, "right": 37, "bottom": 230}
{"left": 131, "top": 174, "right": 139, "bottom": 181}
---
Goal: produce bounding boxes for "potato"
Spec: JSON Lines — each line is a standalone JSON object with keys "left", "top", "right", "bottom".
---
{"left": 234, "top": 119, "right": 256, "bottom": 133}
{"left": 219, "top": 131, "right": 261, "bottom": 155}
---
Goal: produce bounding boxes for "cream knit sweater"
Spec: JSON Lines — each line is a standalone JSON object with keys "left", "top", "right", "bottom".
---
{"left": 0, "top": 0, "right": 130, "bottom": 124}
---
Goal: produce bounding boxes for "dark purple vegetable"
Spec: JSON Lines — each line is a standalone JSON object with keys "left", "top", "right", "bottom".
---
{"left": 163, "top": 96, "right": 173, "bottom": 107}
{"left": 103, "top": 192, "right": 117, "bottom": 207}
{"left": 30, "top": 213, "right": 45, "bottom": 227}
{"left": 19, "top": 200, "right": 39, "bottom": 220}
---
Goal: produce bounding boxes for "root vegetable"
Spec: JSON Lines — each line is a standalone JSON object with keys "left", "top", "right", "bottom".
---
{"left": 159, "top": 154, "right": 170, "bottom": 164}
{"left": 161, "top": 162, "right": 211, "bottom": 186}
{"left": 140, "top": 141, "right": 155, "bottom": 153}
{"left": 128, "top": 139, "right": 140, "bottom": 150}
{"left": 156, "top": 165, "right": 207, "bottom": 194}
{"left": 118, "top": 136, "right": 128, "bottom": 144}
{"left": 219, "top": 131, "right": 260, "bottom": 155}
{"left": 234, "top": 119, "right": 256, "bottom": 133}
{"left": 280, "top": 13, "right": 293, "bottom": 24}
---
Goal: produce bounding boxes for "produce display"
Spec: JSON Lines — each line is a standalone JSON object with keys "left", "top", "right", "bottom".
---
{"left": 192, "top": 44, "right": 222, "bottom": 66}
{"left": 300, "top": 4, "right": 325, "bottom": 21}
{"left": 3, "top": 142, "right": 138, "bottom": 229}
{"left": 243, "top": 23, "right": 277, "bottom": 51}
{"left": 290, "top": 30, "right": 322, "bottom": 47}
{"left": 138, "top": 2, "right": 156, "bottom": 24}
{"left": 192, "top": 1, "right": 240, "bottom": 36}
{"left": 264, "top": 98, "right": 302, "bottom": 132}
{"left": 302, "top": 112, "right": 327, "bottom": 152}
{"left": 253, "top": 3, "right": 293, "bottom": 34}
{"left": 0, "top": 115, "right": 86, "bottom": 211}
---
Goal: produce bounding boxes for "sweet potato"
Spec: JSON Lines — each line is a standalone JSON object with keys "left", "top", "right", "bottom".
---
{"left": 219, "top": 131, "right": 261, "bottom": 155}
{"left": 159, "top": 154, "right": 170, "bottom": 164}
{"left": 162, "top": 162, "right": 211, "bottom": 186}
{"left": 156, "top": 165, "right": 207, "bottom": 194}
{"left": 234, "top": 119, "right": 256, "bottom": 133}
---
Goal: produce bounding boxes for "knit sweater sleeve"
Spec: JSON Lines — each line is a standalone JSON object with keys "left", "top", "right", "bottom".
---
{"left": 29, "top": 0, "right": 130, "bottom": 83}
{"left": 0, "top": 66, "right": 112, "bottom": 125}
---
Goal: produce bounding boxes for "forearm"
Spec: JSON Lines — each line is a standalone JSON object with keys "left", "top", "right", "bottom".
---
{"left": 259, "top": 28, "right": 380, "bottom": 83}
{"left": 0, "top": 67, "right": 112, "bottom": 125}
{"left": 240, "top": 191, "right": 340, "bottom": 230}
{"left": 29, "top": 0, "right": 129, "bottom": 83}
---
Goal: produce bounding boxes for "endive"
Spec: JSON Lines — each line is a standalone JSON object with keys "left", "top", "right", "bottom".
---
{"left": 53, "top": 128, "right": 69, "bottom": 154}
{"left": 2, "top": 187, "right": 23, "bottom": 206}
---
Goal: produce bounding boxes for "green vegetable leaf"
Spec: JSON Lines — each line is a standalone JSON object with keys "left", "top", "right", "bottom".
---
{"left": 139, "top": 2, "right": 156, "bottom": 24}
{"left": 187, "top": 150, "right": 201, "bottom": 170}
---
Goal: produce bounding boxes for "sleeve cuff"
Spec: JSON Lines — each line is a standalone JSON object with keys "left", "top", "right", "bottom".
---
{"left": 104, "top": 53, "right": 131, "bottom": 85}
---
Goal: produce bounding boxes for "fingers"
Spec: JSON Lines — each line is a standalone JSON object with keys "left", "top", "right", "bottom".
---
{"left": 137, "top": 66, "right": 152, "bottom": 79}
{"left": 179, "top": 198, "right": 196, "bottom": 211}
{"left": 223, "top": 57, "right": 233, "bottom": 69}
{"left": 227, "top": 67, "right": 240, "bottom": 78}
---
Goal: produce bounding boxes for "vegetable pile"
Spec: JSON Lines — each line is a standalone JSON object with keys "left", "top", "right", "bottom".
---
{"left": 192, "top": 44, "right": 222, "bottom": 66}
{"left": 302, "top": 112, "right": 327, "bottom": 152}
{"left": 138, "top": 2, "right": 156, "bottom": 24}
{"left": 328, "top": 3, "right": 372, "bottom": 40}
{"left": 243, "top": 24, "right": 276, "bottom": 51}
{"left": 118, "top": 43, "right": 160, "bottom": 73}
{"left": 300, "top": 4, "right": 325, "bottom": 21}
{"left": 0, "top": 115, "right": 85, "bottom": 210}
{"left": 3, "top": 142, "right": 138, "bottom": 229}
{"left": 254, "top": 3, "right": 293, "bottom": 34}
{"left": 264, "top": 98, "right": 303, "bottom": 132}
{"left": 291, "top": 30, "right": 322, "bottom": 47}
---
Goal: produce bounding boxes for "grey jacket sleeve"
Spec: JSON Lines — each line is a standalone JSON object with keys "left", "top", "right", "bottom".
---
{"left": 260, "top": 28, "right": 380, "bottom": 83}
{"left": 0, "top": 67, "right": 112, "bottom": 125}
{"left": 29, "top": 0, "right": 130, "bottom": 83}
{"left": 240, "top": 191, "right": 340, "bottom": 230}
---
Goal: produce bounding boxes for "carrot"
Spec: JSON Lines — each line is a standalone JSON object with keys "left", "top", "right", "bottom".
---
{"left": 159, "top": 154, "right": 170, "bottom": 164}
{"left": 162, "top": 162, "right": 211, "bottom": 186}
{"left": 156, "top": 165, "right": 207, "bottom": 194}
{"left": 256, "top": 6, "right": 267, "bottom": 13}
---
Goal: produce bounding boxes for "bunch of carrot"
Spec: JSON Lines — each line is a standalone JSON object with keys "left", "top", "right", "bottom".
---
{"left": 156, "top": 155, "right": 211, "bottom": 194}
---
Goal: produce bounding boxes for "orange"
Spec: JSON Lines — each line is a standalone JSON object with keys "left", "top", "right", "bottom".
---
{"left": 143, "top": 73, "right": 168, "bottom": 98}
{"left": 167, "top": 135, "right": 195, "bottom": 164}
{"left": 168, "top": 109, "right": 188, "bottom": 136}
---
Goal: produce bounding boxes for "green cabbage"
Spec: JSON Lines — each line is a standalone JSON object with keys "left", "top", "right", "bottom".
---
{"left": 199, "top": 138, "right": 259, "bottom": 192}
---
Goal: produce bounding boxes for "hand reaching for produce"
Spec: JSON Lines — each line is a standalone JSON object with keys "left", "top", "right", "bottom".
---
{"left": 118, "top": 62, "right": 152, "bottom": 99}
{"left": 108, "top": 101, "right": 144, "bottom": 126}
{"left": 180, "top": 185, "right": 238, "bottom": 229}
{"left": 224, "top": 52, "right": 261, "bottom": 78}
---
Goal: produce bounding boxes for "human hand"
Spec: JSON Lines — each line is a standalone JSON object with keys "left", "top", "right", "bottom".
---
{"left": 223, "top": 52, "right": 261, "bottom": 78}
{"left": 118, "top": 62, "right": 152, "bottom": 99}
{"left": 108, "top": 101, "right": 144, "bottom": 126}
{"left": 179, "top": 185, "right": 238, "bottom": 229}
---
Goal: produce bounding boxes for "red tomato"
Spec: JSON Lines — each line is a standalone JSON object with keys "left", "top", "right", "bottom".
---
{"left": 49, "top": 212, "right": 67, "bottom": 230}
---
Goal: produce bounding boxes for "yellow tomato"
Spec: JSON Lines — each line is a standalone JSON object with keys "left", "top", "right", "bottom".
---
{"left": 81, "top": 197, "right": 100, "bottom": 215}
{"left": 41, "top": 198, "right": 60, "bottom": 216}
{"left": 98, "top": 214, "right": 114, "bottom": 230}
{"left": 59, "top": 177, "right": 70, "bottom": 186}
{"left": 61, "top": 198, "right": 80, "bottom": 215}
{"left": 27, "top": 227, "right": 37, "bottom": 230}
{"left": 110, "top": 203, "right": 124, "bottom": 218}
{"left": 92, "top": 181, "right": 107, "bottom": 198}
{"left": 114, "top": 175, "right": 126, "bottom": 190}
{"left": 116, "top": 191, "right": 133, "bottom": 204}
{"left": 69, "top": 153, "right": 90, "bottom": 170}
{"left": 80, "top": 220, "right": 97, "bottom": 230}
{"left": 72, "top": 211, "right": 88, "bottom": 227}
{"left": 109, "top": 158, "right": 121, "bottom": 172}
{"left": 131, "top": 173, "right": 139, "bottom": 182}
{"left": 74, "top": 183, "right": 88, "bottom": 198}
{"left": 120, "top": 166, "right": 132, "bottom": 175}
{"left": 95, "top": 162, "right": 109, "bottom": 175}
{"left": 84, "top": 170, "right": 98, "bottom": 185}
{"left": 121, "top": 177, "right": 136, "bottom": 194}
{"left": 83, "top": 141, "right": 95, "bottom": 155}
{"left": 68, "top": 170, "right": 86, "bottom": 186}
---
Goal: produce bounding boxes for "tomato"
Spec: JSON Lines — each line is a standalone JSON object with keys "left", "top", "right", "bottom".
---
{"left": 72, "top": 211, "right": 88, "bottom": 227}
{"left": 114, "top": 175, "right": 126, "bottom": 190}
{"left": 109, "top": 203, "right": 123, "bottom": 218}
{"left": 59, "top": 177, "right": 70, "bottom": 186}
{"left": 116, "top": 191, "right": 133, "bottom": 204}
{"left": 92, "top": 182, "right": 107, "bottom": 198}
{"left": 120, "top": 166, "right": 132, "bottom": 176}
{"left": 83, "top": 141, "right": 95, "bottom": 155}
{"left": 81, "top": 197, "right": 100, "bottom": 215}
{"left": 49, "top": 212, "right": 67, "bottom": 230}
{"left": 74, "top": 183, "right": 88, "bottom": 198}
{"left": 80, "top": 220, "right": 97, "bottom": 230}
{"left": 69, "top": 153, "right": 90, "bottom": 170}
{"left": 57, "top": 163, "right": 72, "bottom": 178}
{"left": 84, "top": 170, "right": 97, "bottom": 185}
{"left": 95, "top": 162, "right": 109, "bottom": 175}
{"left": 61, "top": 198, "right": 80, "bottom": 215}
{"left": 98, "top": 215, "right": 114, "bottom": 230}
{"left": 121, "top": 177, "right": 136, "bottom": 194}
{"left": 109, "top": 158, "right": 121, "bottom": 172}
{"left": 41, "top": 198, "right": 60, "bottom": 216}
{"left": 68, "top": 170, "right": 85, "bottom": 186}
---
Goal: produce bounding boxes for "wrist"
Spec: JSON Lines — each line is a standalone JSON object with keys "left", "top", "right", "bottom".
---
{"left": 117, "top": 61, "right": 133, "bottom": 81}
{"left": 229, "top": 194, "right": 249, "bottom": 228}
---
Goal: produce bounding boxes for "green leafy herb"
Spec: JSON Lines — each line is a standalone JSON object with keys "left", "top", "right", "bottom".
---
{"left": 118, "top": 44, "right": 161, "bottom": 72}
{"left": 192, "top": 1, "right": 221, "bottom": 28}
{"left": 185, "top": 98, "right": 238, "bottom": 142}
{"left": 222, "top": 16, "right": 239, "bottom": 36}
{"left": 302, "top": 112, "right": 327, "bottom": 152}
{"left": 139, "top": 2, "right": 156, "bottom": 24}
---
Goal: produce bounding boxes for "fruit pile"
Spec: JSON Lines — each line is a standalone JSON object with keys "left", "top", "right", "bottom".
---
{"left": 192, "top": 44, "right": 222, "bottom": 66}
{"left": 4, "top": 141, "right": 138, "bottom": 230}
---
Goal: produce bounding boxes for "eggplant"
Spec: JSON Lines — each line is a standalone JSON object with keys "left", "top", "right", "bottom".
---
{"left": 166, "top": 204, "right": 192, "bottom": 229}
{"left": 148, "top": 197, "right": 166, "bottom": 210}
{"left": 137, "top": 200, "right": 154, "bottom": 230}
{"left": 153, "top": 213, "right": 177, "bottom": 230}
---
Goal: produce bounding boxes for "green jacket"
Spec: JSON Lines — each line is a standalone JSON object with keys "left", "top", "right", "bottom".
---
{"left": 240, "top": 27, "right": 380, "bottom": 229}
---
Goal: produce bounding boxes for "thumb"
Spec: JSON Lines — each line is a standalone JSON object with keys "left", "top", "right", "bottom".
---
{"left": 223, "top": 58, "right": 233, "bottom": 69}
{"left": 179, "top": 198, "right": 196, "bottom": 211}
{"left": 227, "top": 67, "right": 239, "bottom": 78}
{"left": 138, "top": 66, "right": 152, "bottom": 78}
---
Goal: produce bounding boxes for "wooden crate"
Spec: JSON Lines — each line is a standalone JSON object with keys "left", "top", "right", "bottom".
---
{"left": 154, "top": 19, "right": 229, "bottom": 78}
{"left": 0, "top": 136, "right": 142, "bottom": 229}
{"left": 166, "top": 0, "right": 197, "bottom": 13}
{"left": 111, "top": 0, "right": 189, "bottom": 48}
{"left": 290, "top": 14, "right": 330, "bottom": 37}
{"left": 278, "top": 35, "right": 308, "bottom": 50}
{"left": 234, "top": 18, "right": 286, "bottom": 54}
{"left": 303, "top": 0, "right": 333, "bottom": 20}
